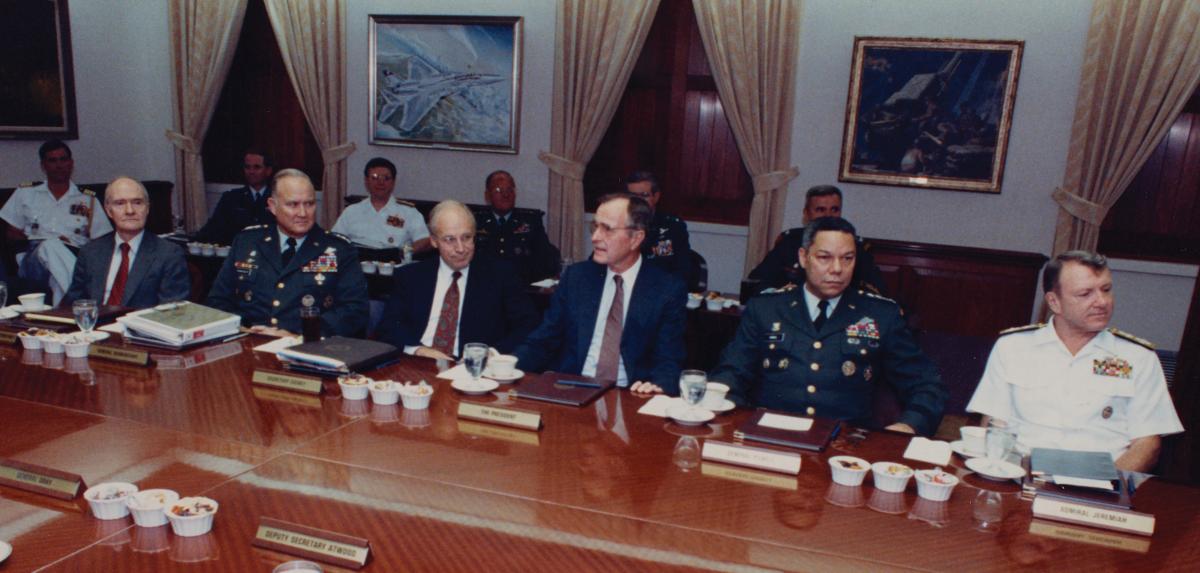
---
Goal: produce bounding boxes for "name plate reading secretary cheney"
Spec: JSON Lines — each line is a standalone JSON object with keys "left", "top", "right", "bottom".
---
{"left": 252, "top": 370, "right": 324, "bottom": 395}
{"left": 701, "top": 440, "right": 802, "bottom": 475}
{"left": 0, "top": 458, "right": 86, "bottom": 500}
{"left": 456, "top": 402, "right": 542, "bottom": 431}
{"left": 253, "top": 517, "right": 370, "bottom": 569}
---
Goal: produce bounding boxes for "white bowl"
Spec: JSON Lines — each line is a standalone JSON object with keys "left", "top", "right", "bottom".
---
{"left": 201, "top": 245, "right": 215, "bottom": 256}
{"left": 167, "top": 496, "right": 219, "bottom": 537}
{"left": 369, "top": 381, "right": 399, "bottom": 405}
{"left": 38, "top": 334, "right": 65, "bottom": 354}
{"left": 705, "top": 297, "right": 724, "bottom": 311}
{"left": 914, "top": 469, "right": 959, "bottom": 501}
{"left": 360, "top": 261, "right": 378, "bottom": 274}
{"left": 338, "top": 377, "right": 370, "bottom": 400}
{"left": 18, "top": 293, "right": 45, "bottom": 308}
{"left": 399, "top": 384, "right": 434, "bottom": 410}
{"left": 85, "top": 482, "right": 139, "bottom": 520}
{"left": 64, "top": 339, "right": 90, "bottom": 358}
{"left": 828, "top": 455, "right": 871, "bottom": 486}
{"left": 216, "top": 246, "right": 231, "bottom": 257}
{"left": 127, "top": 488, "right": 180, "bottom": 528}
{"left": 18, "top": 332, "right": 42, "bottom": 350}
{"left": 273, "top": 561, "right": 326, "bottom": 573}
{"left": 378, "top": 263, "right": 395, "bottom": 276}
{"left": 187, "top": 243, "right": 201, "bottom": 255}
{"left": 871, "top": 461, "right": 914, "bottom": 493}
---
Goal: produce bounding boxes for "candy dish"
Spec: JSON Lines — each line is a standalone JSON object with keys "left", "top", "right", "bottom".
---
{"left": 127, "top": 488, "right": 180, "bottom": 528}
{"left": 167, "top": 496, "right": 219, "bottom": 537}
{"left": 828, "top": 455, "right": 871, "bottom": 486}
{"left": 85, "top": 482, "right": 139, "bottom": 520}
{"left": 871, "top": 461, "right": 914, "bottom": 493}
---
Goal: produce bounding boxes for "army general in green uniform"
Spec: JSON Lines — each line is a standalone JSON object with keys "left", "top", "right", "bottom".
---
{"left": 207, "top": 169, "right": 369, "bottom": 337}
{"left": 710, "top": 217, "right": 946, "bottom": 436}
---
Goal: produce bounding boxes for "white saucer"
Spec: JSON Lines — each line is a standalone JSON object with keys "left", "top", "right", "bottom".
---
{"left": 451, "top": 379, "right": 500, "bottom": 395}
{"left": 78, "top": 330, "right": 110, "bottom": 342}
{"left": 483, "top": 368, "right": 524, "bottom": 382}
{"left": 950, "top": 440, "right": 984, "bottom": 458}
{"left": 704, "top": 399, "right": 736, "bottom": 413}
{"left": 0, "top": 540, "right": 10, "bottom": 563}
{"left": 17, "top": 303, "right": 51, "bottom": 313}
{"left": 0, "top": 307, "right": 19, "bottom": 320}
{"left": 965, "top": 457, "right": 1026, "bottom": 481}
{"left": 666, "top": 404, "right": 715, "bottom": 426}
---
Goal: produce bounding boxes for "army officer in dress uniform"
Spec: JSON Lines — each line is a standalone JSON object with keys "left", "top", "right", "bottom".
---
{"left": 474, "top": 170, "right": 560, "bottom": 283}
{"left": 208, "top": 169, "right": 368, "bottom": 337}
{"left": 709, "top": 217, "right": 946, "bottom": 436}
{"left": 624, "top": 170, "right": 691, "bottom": 282}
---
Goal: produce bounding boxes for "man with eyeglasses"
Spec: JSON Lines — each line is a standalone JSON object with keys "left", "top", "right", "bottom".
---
{"left": 63, "top": 177, "right": 190, "bottom": 307}
{"left": 515, "top": 193, "right": 687, "bottom": 395}
{"left": 624, "top": 170, "right": 691, "bottom": 282}
{"left": 193, "top": 149, "right": 276, "bottom": 245}
{"left": 475, "top": 170, "right": 560, "bottom": 283}
{"left": 331, "top": 157, "right": 432, "bottom": 260}
{"left": 377, "top": 200, "right": 538, "bottom": 360}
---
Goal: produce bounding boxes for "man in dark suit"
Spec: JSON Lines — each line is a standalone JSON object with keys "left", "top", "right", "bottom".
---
{"left": 474, "top": 170, "right": 560, "bottom": 284}
{"left": 193, "top": 149, "right": 275, "bottom": 245}
{"left": 378, "top": 200, "right": 538, "bottom": 358}
{"left": 207, "top": 169, "right": 368, "bottom": 337}
{"left": 64, "top": 177, "right": 190, "bottom": 307}
{"left": 515, "top": 193, "right": 687, "bottom": 395}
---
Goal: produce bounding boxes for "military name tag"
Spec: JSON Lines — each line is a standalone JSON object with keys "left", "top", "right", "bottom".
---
{"left": 0, "top": 331, "right": 17, "bottom": 345}
{"left": 457, "top": 420, "right": 541, "bottom": 446}
{"left": 89, "top": 344, "right": 151, "bottom": 366}
{"left": 456, "top": 402, "right": 542, "bottom": 431}
{"left": 252, "top": 370, "right": 324, "bottom": 395}
{"left": 700, "top": 462, "right": 798, "bottom": 490}
{"left": 253, "top": 517, "right": 370, "bottom": 569}
{"left": 0, "top": 458, "right": 85, "bottom": 500}
{"left": 701, "top": 440, "right": 801, "bottom": 475}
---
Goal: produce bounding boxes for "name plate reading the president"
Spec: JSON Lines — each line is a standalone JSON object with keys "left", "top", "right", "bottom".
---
{"left": 701, "top": 440, "right": 801, "bottom": 475}
{"left": 89, "top": 344, "right": 151, "bottom": 366}
{"left": 253, "top": 517, "right": 370, "bottom": 569}
{"left": 0, "top": 458, "right": 85, "bottom": 500}
{"left": 0, "top": 331, "right": 17, "bottom": 345}
{"left": 1031, "top": 496, "right": 1156, "bottom": 536}
{"left": 701, "top": 462, "right": 798, "bottom": 490}
{"left": 456, "top": 402, "right": 542, "bottom": 431}
{"left": 252, "top": 370, "right": 324, "bottom": 395}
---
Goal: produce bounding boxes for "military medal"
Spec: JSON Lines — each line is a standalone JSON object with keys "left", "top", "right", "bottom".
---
{"left": 1102, "top": 406, "right": 1113, "bottom": 419}
{"left": 778, "top": 358, "right": 789, "bottom": 369}
{"left": 842, "top": 360, "right": 856, "bottom": 376}
{"left": 302, "top": 294, "right": 315, "bottom": 308}
{"left": 772, "top": 322, "right": 781, "bottom": 332}
{"left": 315, "top": 273, "right": 326, "bottom": 286}
{"left": 1093, "top": 357, "right": 1132, "bottom": 379}
{"left": 763, "top": 358, "right": 771, "bottom": 369}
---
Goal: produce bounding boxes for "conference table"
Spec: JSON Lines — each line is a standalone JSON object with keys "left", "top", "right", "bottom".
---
{"left": 1, "top": 332, "right": 1198, "bottom": 572}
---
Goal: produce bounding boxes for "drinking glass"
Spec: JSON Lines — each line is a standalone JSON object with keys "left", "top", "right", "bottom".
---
{"left": 679, "top": 369, "right": 708, "bottom": 415}
{"left": 462, "top": 343, "right": 489, "bottom": 385}
{"left": 985, "top": 419, "right": 1015, "bottom": 473}
{"left": 73, "top": 299, "right": 98, "bottom": 340}
{"left": 971, "top": 490, "right": 1004, "bottom": 532}
{"left": 0, "top": 281, "right": 7, "bottom": 310}
{"left": 672, "top": 436, "right": 701, "bottom": 471}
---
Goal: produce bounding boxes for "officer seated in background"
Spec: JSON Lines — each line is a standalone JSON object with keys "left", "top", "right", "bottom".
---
{"left": 331, "top": 157, "right": 431, "bottom": 261}
{"left": 474, "top": 170, "right": 560, "bottom": 283}
{"left": 207, "top": 169, "right": 368, "bottom": 337}
{"left": 966, "top": 251, "right": 1183, "bottom": 472}
{"left": 624, "top": 170, "right": 691, "bottom": 283}
{"left": 193, "top": 149, "right": 276, "bottom": 245}
{"left": 710, "top": 217, "right": 946, "bottom": 436}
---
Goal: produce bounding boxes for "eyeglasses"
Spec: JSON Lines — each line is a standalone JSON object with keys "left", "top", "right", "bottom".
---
{"left": 627, "top": 190, "right": 654, "bottom": 199}
{"left": 368, "top": 174, "right": 394, "bottom": 182}
{"left": 489, "top": 187, "right": 515, "bottom": 194}
{"left": 437, "top": 234, "right": 475, "bottom": 247}
{"left": 590, "top": 221, "right": 637, "bottom": 235}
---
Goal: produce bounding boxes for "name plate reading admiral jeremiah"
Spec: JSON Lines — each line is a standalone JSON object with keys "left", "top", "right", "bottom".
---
{"left": 0, "top": 458, "right": 86, "bottom": 500}
{"left": 456, "top": 402, "right": 542, "bottom": 431}
{"left": 701, "top": 440, "right": 802, "bottom": 475}
{"left": 252, "top": 369, "right": 324, "bottom": 395}
{"left": 253, "top": 517, "right": 370, "bottom": 569}
{"left": 89, "top": 344, "right": 151, "bottom": 366}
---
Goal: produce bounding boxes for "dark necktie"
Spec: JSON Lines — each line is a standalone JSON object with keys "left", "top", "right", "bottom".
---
{"left": 595, "top": 275, "right": 625, "bottom": 383}
{"left": 281, "top": 237, "right": 297, "bottom": 267}
{"left": 106, "top": 243, "right": 130, "bottom": 306}
{"left": 432, "top": 271, "right": 462, "bottom": 355}
{"left": 813, "top": 299, "right": 829, "bottom": 331}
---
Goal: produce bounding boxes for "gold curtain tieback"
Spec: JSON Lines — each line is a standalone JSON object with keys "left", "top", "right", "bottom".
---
{"left": 538, "top": 151, "right": 586, "bottom": 181}
{"left": 1052, "top": 186, "right": 1106, "bottom": 226}
{"left": 321, "top": 142, "right": 356, "bottom": 165}
{"left": 165, "top": 130, "right": 200, "bottom": 154}
{"left": 751, "top": 167, "right": 800, "bottom": 194}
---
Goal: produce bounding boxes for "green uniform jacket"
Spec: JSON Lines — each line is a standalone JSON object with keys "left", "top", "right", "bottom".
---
{"left": 475, "top": 210, "right": 560, "bottom": 284}
{"left": 710, "top": 286, "right": 946, "bottom": 436}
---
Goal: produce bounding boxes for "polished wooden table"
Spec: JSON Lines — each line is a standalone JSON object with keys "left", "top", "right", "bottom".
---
{"left": 1, "top": 334, "right": 1199, "bottom": 572}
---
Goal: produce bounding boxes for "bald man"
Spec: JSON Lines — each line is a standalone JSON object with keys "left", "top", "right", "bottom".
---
{"left": 63, "top": 177, "right": 190, "bottom": 308}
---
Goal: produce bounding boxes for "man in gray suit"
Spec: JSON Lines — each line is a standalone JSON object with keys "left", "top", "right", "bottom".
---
{"left": 63, "top": 177, "right": 190, "bottom": 308}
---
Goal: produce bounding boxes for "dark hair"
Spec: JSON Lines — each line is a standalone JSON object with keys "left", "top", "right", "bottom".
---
{"left": 364, "top": 157, "right": 397, "bottom": 179}
{"left": 243, "top": 148, "right": 274, "bottom": 168}
{"left": 485, "top": 170, "right": 514, "bottom": 189}
{"left": 623, "top": 170, "right": 660, "bottom": 195}
{"left": 1042, "top": 250, "right": 1108, "bottom": 293}
{"left": 598, "top": 192, "right": 652, "bottom": 233}
{"left": 38, "top": 139, "right": 72, "bottom": 161}
{"left": 801, "top": 216, "right": 857, "bottom": 249}
{"left": 804, "top": 185, "right": 842, "bottom": 207}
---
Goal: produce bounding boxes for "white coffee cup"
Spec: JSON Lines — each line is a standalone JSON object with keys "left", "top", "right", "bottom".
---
{"left": 490, "top": 354, "right": 518, "bottom": 377}
{"left": 18, "top": 293, "right": 45, "bottom": 309}
{"left": 701, "top": 382, "right": 729, "bottom": 409}
{"left": 960, "top": 426, "right": 986, "bottom": 454}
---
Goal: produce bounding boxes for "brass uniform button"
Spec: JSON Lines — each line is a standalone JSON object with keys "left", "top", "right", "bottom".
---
{"left": 860, "top": 348, "right": 868, "bottom": 355}
{"left": 810, "top": 363, "right": 820, "bottom": 372}
{"left": 807, "top": 385, "right": 817, "bottom": 394}
{"left": 769, "top": 343, "right": 776, "bottom": 350}
{"left": 813, "top": 341, "right": 822, "bottom": 349}
{"left": 273, "top": 300, "right": 281, "bottom": 307}
{"left": 270, "top": 318, "right": 279, "bottom": 325}
{"left": 277, "top": 282, "right": 285, "bottom": 289}
{"left": 806, "top": 406, "right": 815, "bottom": 416}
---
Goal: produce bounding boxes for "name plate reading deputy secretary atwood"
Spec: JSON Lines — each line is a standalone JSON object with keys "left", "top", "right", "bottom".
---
{"left": 0, "top": 458, "right": 86, "bottom": 500}
{"left": 456, "top": 402, "right": 542, "bottom": 431}
{"left": 253, "top": 517, "right": 370, "bottom": 569}
{"left": 701, "top": 440, "right": 802, "bottom": 475}
{"left": 252, "top": 369, "right": 324, "bottom": 395}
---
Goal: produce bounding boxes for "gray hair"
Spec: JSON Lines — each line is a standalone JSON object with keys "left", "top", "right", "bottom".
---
{"left": 801, "top": 216, "right": 857, "bottom": 249}
{"left": 1043, "top": 250, "right": 1108, "bottom": 293}
{"left": 429, "top": 199, "right": 476, "bottom": 236}
{"left": 104, "top": 176, "right": 149, "bottom": 205}
{"left": 271, "top": 168, "right": 314, "bottom": 196}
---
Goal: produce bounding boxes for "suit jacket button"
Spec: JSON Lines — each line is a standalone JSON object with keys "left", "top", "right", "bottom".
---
{"left": 805, "top": 406, "right": 815, "bottom": 415}
{"left": 277, "top": 283, "right": 285, "bottom": 289}
{"left": 273, "top": 300, "right": 280, "bottom": 307}
{"left": 813, "top": 341, "right": 822, "bottom": 349}
{"left": 810, "top": 363, "right": 819, "bottom": 371}
{"left": 807, "top": 385, "right": 817, "bottom": 394}
{"left": 271, "top": 318, "right": 279, "bottom": 325}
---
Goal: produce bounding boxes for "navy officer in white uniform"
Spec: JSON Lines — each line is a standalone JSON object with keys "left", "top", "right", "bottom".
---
{"left": 331, "top": 157, "right": 431, "bottom": 260}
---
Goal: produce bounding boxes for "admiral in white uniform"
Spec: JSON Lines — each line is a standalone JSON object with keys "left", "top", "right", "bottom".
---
{"left": 330, "top": 157, "right": 431, "bottom": 256}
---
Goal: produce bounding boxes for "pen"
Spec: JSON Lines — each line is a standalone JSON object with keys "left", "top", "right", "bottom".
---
{"left": 220, "top": 332, "right": 250, "bottom": 343}
{"left": 556, "top": 379, "right": 602, "bottom": 389}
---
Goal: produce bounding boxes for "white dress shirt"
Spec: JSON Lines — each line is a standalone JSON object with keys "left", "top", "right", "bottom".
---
{"left": 582, "top": 256, "right": 643, "bottom": 387}
{"left": 103, "top": 231, "right": 145, "bottom": 302}
{"left": 408, "top": 259, "right": 471, "bottom": 355}
{"left": 803, "top": 287, "right": 842, "bottom": 323}
{"left": 277, "top": 229, "right": 306, "bottom": 254}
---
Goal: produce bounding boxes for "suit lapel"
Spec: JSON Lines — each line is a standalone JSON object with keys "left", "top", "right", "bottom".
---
{"left": 623, "top": 268, "right": 653, "bottom": 352}
{"left": 90, "top": 235, "right": 115, "bottom": 302}
{"left": 459, "top": 260, "right": 484, "bottom": 339}
{"left": 576, "top": 262, "right": 605, "bottom": 359}
{"left": 780, "top": 289, "right": 817, "bottom": 338}
{"left": 121, "top": 235, "right": 155, "bottom": 304}
{"left": 259, "top": 227, "right": 283, "bottom": 274}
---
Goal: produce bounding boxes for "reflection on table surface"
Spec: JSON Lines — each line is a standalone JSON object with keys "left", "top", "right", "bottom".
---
{"left": 1, "top": 336, "right": 1199, "bottom": 572}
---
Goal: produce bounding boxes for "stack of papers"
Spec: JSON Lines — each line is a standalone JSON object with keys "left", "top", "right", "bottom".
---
{"left": 117, "top": 302, "right": 240, "bottom": 349}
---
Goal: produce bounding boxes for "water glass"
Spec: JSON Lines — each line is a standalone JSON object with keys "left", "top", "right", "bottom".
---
{"left": 462, "top": 343, "right": 489, "bottom": 383}
{"left": 985, "top": 419, "right": 1015, "bottom": 472}
{"left": 672, "top": 436, "right": 701, "bottom": 471}
{"left": 972, "top": 490, "right": 1004, "bottom": 532}
{"left": 73, "top": 299, "right": 98, "bottom": 338}
{"left": 679, "top": 369, "right": 708, "bottom": 413}
{"left": 0, "top": 281, "right": 7, "bottom": 309}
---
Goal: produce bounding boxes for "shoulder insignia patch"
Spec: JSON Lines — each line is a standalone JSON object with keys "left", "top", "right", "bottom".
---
{"left": 999, "top": 323, "right": 1044, "bottom": 336}
{"left": 393, "top": 198, "right": 416, "bottom": 207}
{"left": 759, "top": 284, "right": 797, "bottom": 295}
{"left": 859, "top": 290, "right": 897, "bottom": 305}
{"left": 19, "top": 181, "right": 38, "bottom": 188}
{"left": 1109, "top": 327, "right": 1156, "bottom": 350}
{"left": 326, "top": 231, "right": 353, "bottom": 243}
{"left": 244, "top": 224, "right": 268, "bottom": 231}
{"left": 82, "top": 189, "right": 95, "bottom": 196}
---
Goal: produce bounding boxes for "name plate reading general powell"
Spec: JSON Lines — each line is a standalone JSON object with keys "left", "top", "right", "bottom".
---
{"left": 701, "top": 440, "right": 801, "bottom": 475}
{"left": 0, "top": 458, "right": 86, "bottom": 500}
{"left": 0, "top": 331, "right": 17, "bottom": 345}
{"left": 89, "top": 344, "right": 151, "bottom": 366}
{"left": 252, "top": 369, "right": 324, "bottom": 395}
{"left": 253, "top": 517, "right": 370, "bottom": 569}
{"left": 456, "top": 402, "right": 542, "bottom": 431}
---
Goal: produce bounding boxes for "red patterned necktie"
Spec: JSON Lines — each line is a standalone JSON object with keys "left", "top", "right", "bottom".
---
{"left": 595, "top": 275, "right": 624, "bottom": 382}
{"left": 106, "top": 243, "right": 130, "bottom": 306}
{"left": 432, "top": 271, "right": 462, "bottom": 355}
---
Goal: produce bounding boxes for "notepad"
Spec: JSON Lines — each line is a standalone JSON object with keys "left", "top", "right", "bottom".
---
{"left": 636, "top": 395, "right": 682, "bottom": 417}
{"left": 903, "top": 437, "right": 953, "bottom": 466}
{"left": 758, "top": 413, "right": 814, "bottom": 432}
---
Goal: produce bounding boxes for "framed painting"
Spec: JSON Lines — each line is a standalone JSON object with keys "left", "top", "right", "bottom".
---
{"left": 0, "top": 0, "right": 78, "bottom": 139}
{"left": 838, "top": 37, "right": 1023, "bottom": 194}
{"left": 368, "top": 15, "right": 522, "bottom": 153}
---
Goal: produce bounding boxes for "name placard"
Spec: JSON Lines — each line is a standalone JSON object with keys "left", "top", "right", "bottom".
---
{"left": 252, "top": 517, "right": 370, "bottom": 569}
{"left": 0, "top": 458, "right": 85, "bottom": 500}
{"left": 0, "top": 331, "right": 17, "bottom": 345}
{"left": 701, "top": 440, "right": 801, "bottom": 475}
{"left": 457, "top": 420, "right": 541, "bottom": 446}
{"left": 252, "top": 369, "right": 324, "bottom": 395}
{"left": 89, "top": 344, "right": 151, "bottom": 366}
{"left": 252, "top": 386, "right": 323, "bottom": 409}
{"left": 456, "top": 402, "right": 542, "bottom": 431}
{"left": 700, "top": 462, "right": 798, "bottom": 490}
{"left": 1031, "top": 496, "right": 1156, "bottom": 536}
{"left": 1028, "top": 519, "right": 1151, "bottom": 553}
